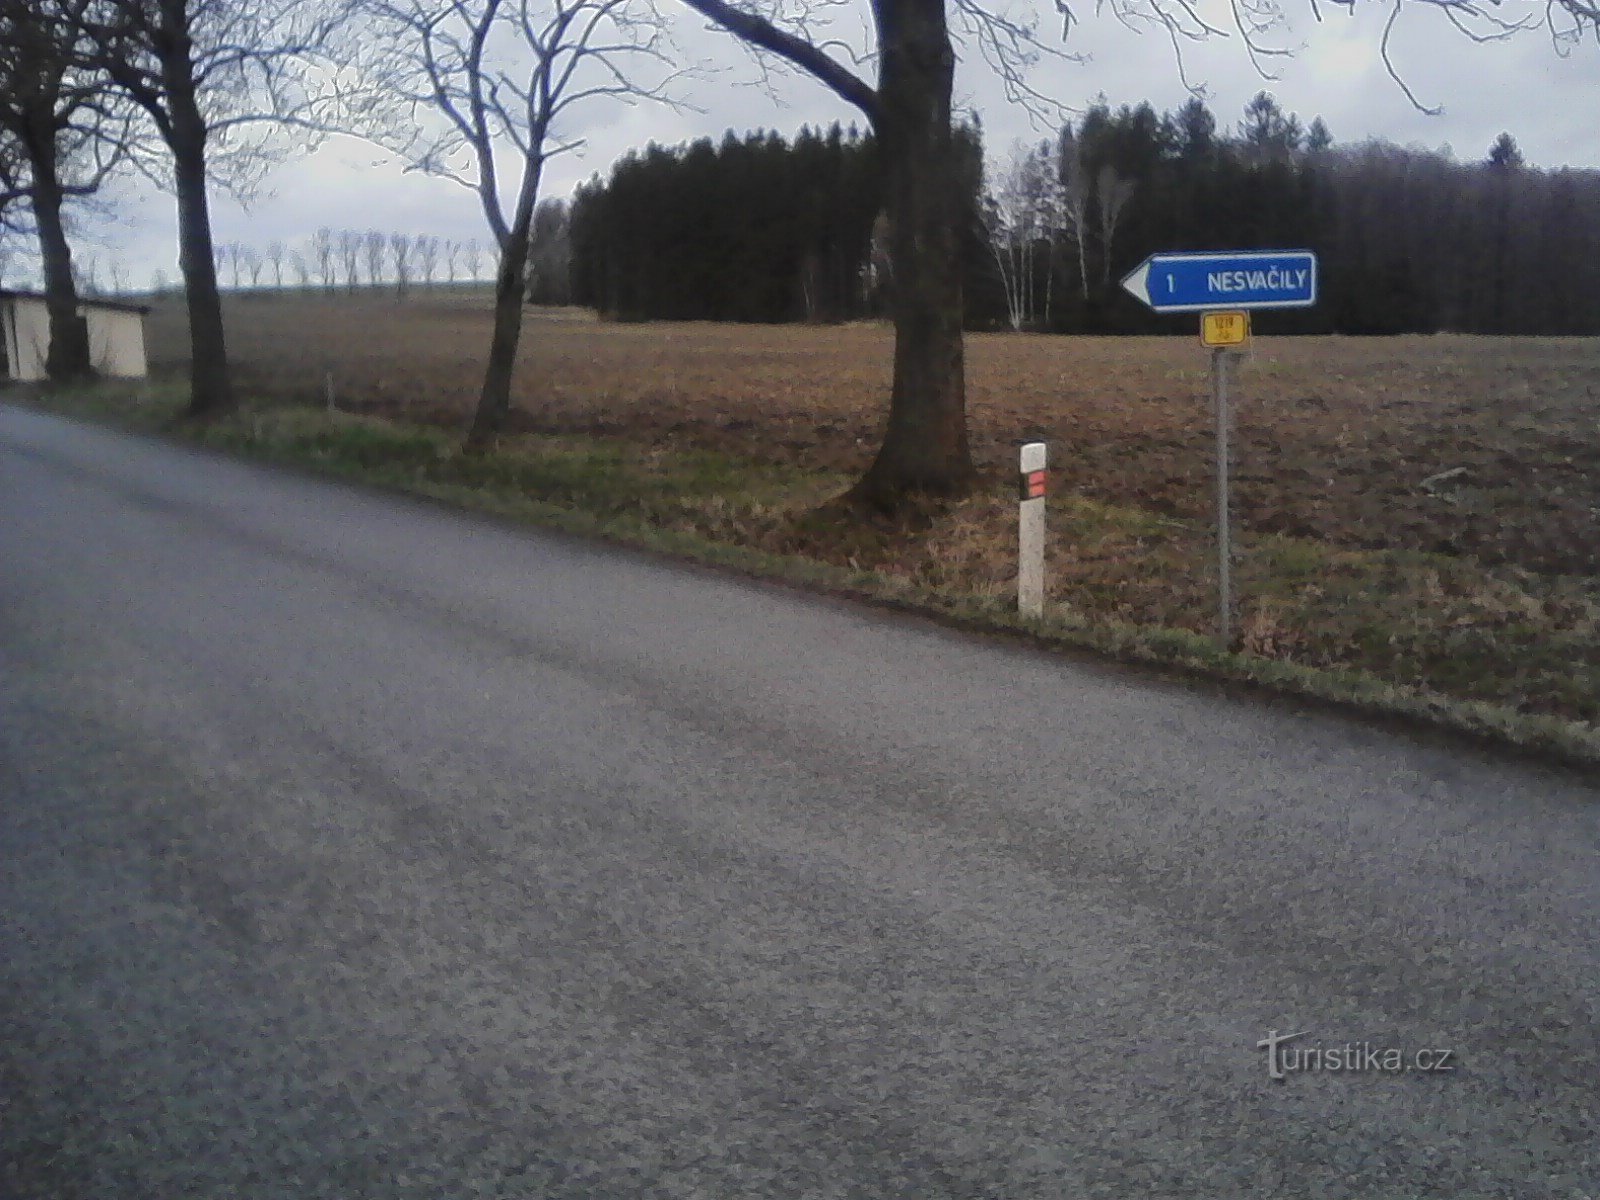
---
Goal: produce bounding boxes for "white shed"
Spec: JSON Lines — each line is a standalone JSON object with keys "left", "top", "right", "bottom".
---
{"left": 0, "top": 290, "right": 150, "bottom": 383}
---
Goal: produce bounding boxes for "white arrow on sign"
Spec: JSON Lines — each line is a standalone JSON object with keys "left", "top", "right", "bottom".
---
{"left": 1119, "top": 260, "right": 1153, "bottom": 308}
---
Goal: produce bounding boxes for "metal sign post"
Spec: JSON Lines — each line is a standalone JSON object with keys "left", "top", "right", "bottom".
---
{"left": 1121, "top": 249, "right": 1319, "bottom": 649}
{"left": 1212, "top": 349, "right": 1233, "bottom": 647}
{"left": 1202, "top": 310, "right": 1249, "bottom": 647}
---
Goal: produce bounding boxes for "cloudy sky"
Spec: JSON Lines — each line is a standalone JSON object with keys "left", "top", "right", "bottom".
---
{"left": 30, "top": 0, "right": 1600, "bottom": 291}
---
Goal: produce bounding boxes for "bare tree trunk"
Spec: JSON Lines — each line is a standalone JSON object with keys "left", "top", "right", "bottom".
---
{"left": 167, "top": 75, "right": 233, "bottom": 416}
{"left": 30, "top": 160, "right": 93, "bottom": 383}
{"left": 848, "top": 0, "right": 972, "bottom": 507}
{"left": 466, "top": 159, "right": 542, "bottom": 450}
{"left": 1044, "top": 239, "right": 1054, "bottom": 327}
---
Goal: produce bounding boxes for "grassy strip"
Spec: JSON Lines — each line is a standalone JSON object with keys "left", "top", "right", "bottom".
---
{"left": 22, "top": 381, "right": 1600, "bottom": 772}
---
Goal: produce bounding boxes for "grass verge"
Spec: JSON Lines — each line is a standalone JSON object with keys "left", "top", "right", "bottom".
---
{"left": 20, "top": 380, "right": 1600, "bottom": 773}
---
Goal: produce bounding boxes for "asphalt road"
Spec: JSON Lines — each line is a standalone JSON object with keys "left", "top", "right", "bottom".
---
{"left": 2, "top": 404, "right": 1597, "bottom": 1200}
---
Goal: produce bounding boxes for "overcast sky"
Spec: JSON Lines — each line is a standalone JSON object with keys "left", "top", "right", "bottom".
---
{"left": 27, "top": 0, "right": 1600, "bottom": 291}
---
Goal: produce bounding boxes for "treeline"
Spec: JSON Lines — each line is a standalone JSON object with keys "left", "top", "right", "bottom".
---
{"left": 193, "top": 210, "right": 573, "bottom": 302}
{"left": 569, "top": 97, "right": 1600, "bottom": 336}
{"left": 569, "top": 124, "right": 994, "bottom": 324}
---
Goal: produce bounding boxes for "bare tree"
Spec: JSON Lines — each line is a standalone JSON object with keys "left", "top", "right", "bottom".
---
{"left": 224, "top": 240, "right": 244, "bottom": 288}
{"left": 0, "top": 0, "right": 131, "bottom": 382}
{"left": 678, "top": 1, "right": 992, "bottom": 503}
{"left": 1094, "top": 163, "right": 1133, "bottom": 287}
{"left": 983, "top": 139, "right": 1059, "bottom": 330}
{"left": 266, "top": 238, "right": 286, "bottom": 286}
{"left": 244, "top": 245, "right": 264, "bottom": 288}
{"left": 337, "top": 227, "right": 361, "bottom": 291}
{"left": 290, "top": 247, "right": 311, "bottom": 287}
{"left": 1057, "top": 125, "right": 1091, "bottom": 302}
{"left": 415, "top": 233, "right": 440, "bottom": 285}
{"left": 463, "top": 238, "right": 482, "bottom": 282}
{"left": 677, "top": 0, "right": 1600, "bottom": 507}
{"left": 0, "top": 129, "right": 26, "bottom": 241}
{"left": 356, "top": 0, "right": 678, "bottom": 447}
{"left": 309, "top": 228, "right": 334, "bottom": 291}
{"left": 70, "top": 0, "right": 346, "bottom": 416}
{"left": 387, "top": 230, "right": 411, "bottom": 296}
{"left": 106, "top": 257, "right": 128, "bottom": 295}
{"left": 861, "top": 210, "right": 891, "bottom": 308}
{"left": 362, "top": 228, "right": 385, "bottom": 287}
{"left": 74, "top": 252, "right": 99, "bottom": 296}
{"left": 527, "top": 197, "right": 571, "bottom": 304}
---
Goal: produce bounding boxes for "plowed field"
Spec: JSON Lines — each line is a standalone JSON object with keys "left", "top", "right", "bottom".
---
{"left": 150, "top": 290, "right": 1600, "bottom": 576}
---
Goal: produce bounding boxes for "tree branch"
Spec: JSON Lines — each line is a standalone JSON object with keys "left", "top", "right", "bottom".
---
{"left": 677, "top": 0, "right": 879, "bottom": 121}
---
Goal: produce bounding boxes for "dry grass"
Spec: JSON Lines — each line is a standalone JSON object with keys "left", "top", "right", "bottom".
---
{"left": 150, "top": 290, "right": 1600, "bottom": 574}
{"left": 122, "top": 289, "right": 1600, "bottom": 740}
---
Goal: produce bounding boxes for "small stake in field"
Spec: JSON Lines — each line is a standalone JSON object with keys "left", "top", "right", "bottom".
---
{"left": 1018, "top": 442, "right": 1047, "bottom": 619}
{"left": 1121, "top": 250, "right": 1319, "bottom": 648}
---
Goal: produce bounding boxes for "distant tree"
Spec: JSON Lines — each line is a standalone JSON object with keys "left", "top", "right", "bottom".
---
{"left": 415, "top": 233, "right": 439, "bottom": 285}
{"left": 1094, "top": 164, "right": 1134, "bottom": 286}
{"left": 362, "top": 228, "right": 385, "bottom": 286}
{"left": 463, "top": 238, "right": 482, "bottom": 283}
{"left": 311, "top": 226, "right": 335, "bottom": 291}
{"left": 389, "top": 230, "right": 411, "bottom": 296}
{"left": 1240, "top": 91, "right": 1302, "bottom": 164}
{"left": 244, "top": 245, "right": 264, "bottom": 287}
{"left": 266, "top": 238, "right": 286, "bottom": 286}
{"left": 1057, "top": 126, "right": 1092, "bottom": 301}
{"left": 983, "top": 139, "right": 1058, "bottom": 330}
{"left": 337, "top": 228, "right": 361, "bottom": 291}
{"left": 290, "top": 247, "right": 310, "bottom": 287}
{"left": 1488, "top": 132, "right": 1524, "bottom": 171}
{"left": 73, "top": 252, "right": 98, "bottom": 295}
{"left": 224, "top": 241, "right": 243, "bottom": 288}
{"left": 863, "top": 210, "right": 891, "bottom": 307}
{"left": 1485, "top": 133, "right": 1523, "bottom": 329}
{"left": 527, "top": 198, "right": 571, "bottom": 305}
{"left": 444, "top": 238, "right": 461, "bottom": 282}
{"left": 149, "top": 266, "right": 170, "bottom": 294}
{"left": 1306, "top": 116, "right": 1333, "bottom": 155}
{"left": 1174, "top": 96, "right": 1216, "bottom": 160}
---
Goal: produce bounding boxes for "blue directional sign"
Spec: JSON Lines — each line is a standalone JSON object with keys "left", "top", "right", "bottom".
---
{"left": 1121, "top": 250, "right": 1318, "bottom": 313}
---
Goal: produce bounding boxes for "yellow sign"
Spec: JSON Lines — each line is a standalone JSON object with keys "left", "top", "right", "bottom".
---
{"left": 1201, "top": 310, "right": 1250, "bottom": 348}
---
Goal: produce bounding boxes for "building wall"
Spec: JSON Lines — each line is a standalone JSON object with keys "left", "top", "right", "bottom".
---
{"left": 2, "top": 296, "right": 50, "bottom": 382}
{"left": 0, "top": 298, "right": 148, "bottom": 381}
{"left": 89, "top": 309, "right": 148, "bottom": 378}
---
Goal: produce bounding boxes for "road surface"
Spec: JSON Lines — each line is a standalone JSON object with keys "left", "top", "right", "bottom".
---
{"left": 2, "top": 405, "right": 1596, "bottom": 1199}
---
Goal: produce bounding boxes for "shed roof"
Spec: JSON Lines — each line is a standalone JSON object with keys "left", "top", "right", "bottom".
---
{"left": 0, "top": 289, "right": 151, "bottom": 315}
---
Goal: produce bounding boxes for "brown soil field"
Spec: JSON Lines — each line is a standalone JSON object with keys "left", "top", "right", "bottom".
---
{"left": 150, "top": 290, "right": 1600, "bottom": 576}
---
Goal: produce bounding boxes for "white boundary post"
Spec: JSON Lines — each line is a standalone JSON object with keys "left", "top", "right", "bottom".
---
{"left": 1018, "top": 442, "right": 1047, "bottom": 619}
